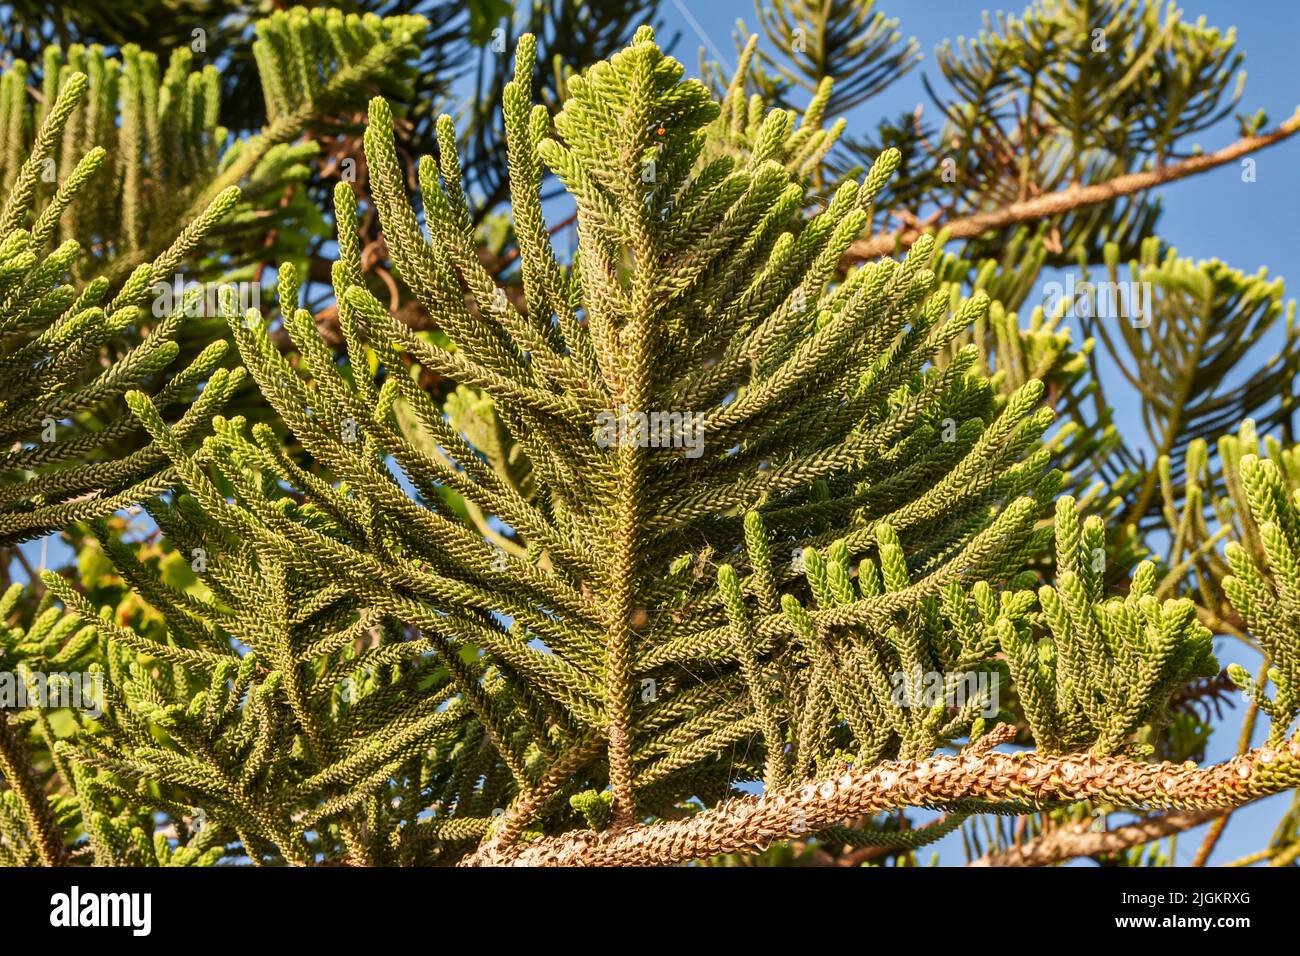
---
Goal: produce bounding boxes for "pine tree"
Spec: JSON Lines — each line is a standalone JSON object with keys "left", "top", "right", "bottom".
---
{"left": 1, "top": 2, "right": 1299, "bottom": 869}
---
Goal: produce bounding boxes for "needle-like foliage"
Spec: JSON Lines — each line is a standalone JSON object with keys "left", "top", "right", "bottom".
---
{"left": 0, "top": 8, "right": 426, "bottom": 544}
{"left": 2, "top": 5, "right": 1299, "bottom": 869}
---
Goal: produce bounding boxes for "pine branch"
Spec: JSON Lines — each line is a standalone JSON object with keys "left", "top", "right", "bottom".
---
{"left": 969, "top": 808, "right": 1218, "bottom": 867}
{"left": 464, "top": 734, "right": 1300, "bottom": 866}
{"left": 845, "top": 111, "right": 1300, "bottom": 262}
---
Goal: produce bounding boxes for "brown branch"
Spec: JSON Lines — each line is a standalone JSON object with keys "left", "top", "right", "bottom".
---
{"left": 845, "top": 112, "right": 1300, "bottom": 262}
{"left": 1193, "top": 812, "right": 1233, "bottom": 867}
{"left": 9, "top": 547, "right": 43, "bottom": 595}
{"left": 969, "top": 809, "right": 1218, "bottom": 867}
{"left": 462, "top": 735, "right": 1300, "bottom": 867}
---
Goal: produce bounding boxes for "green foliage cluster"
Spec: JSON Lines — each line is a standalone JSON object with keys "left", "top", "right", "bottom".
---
{"left": 0, "top": 0, "right": 1297, "bottom": 868}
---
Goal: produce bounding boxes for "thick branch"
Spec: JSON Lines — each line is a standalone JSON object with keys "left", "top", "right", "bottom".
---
{"left": 845, "top": 113, "right": 1300, "bottom": 262}
{"left": 969, "top": 809, "right": 1218, "bottom": 867}
{"left": 464, "top": 737, "right": 1300, "bottom": 866}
